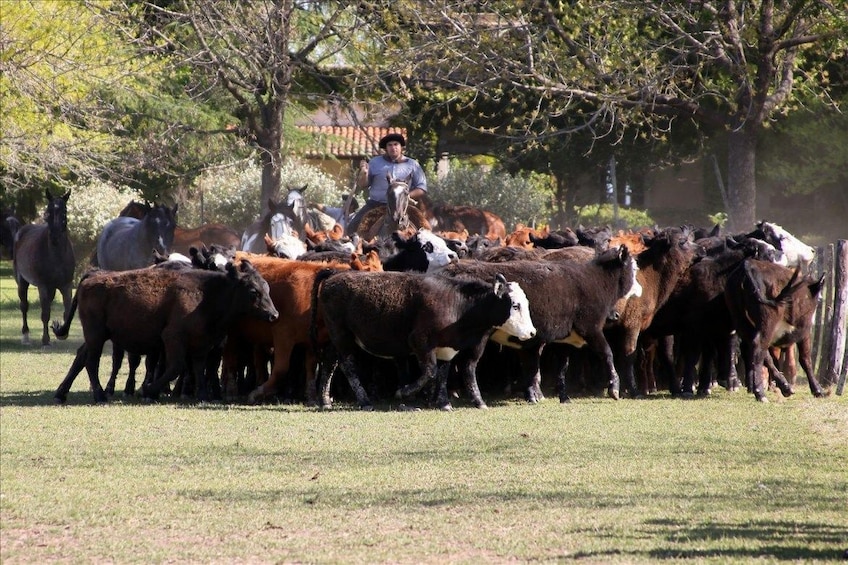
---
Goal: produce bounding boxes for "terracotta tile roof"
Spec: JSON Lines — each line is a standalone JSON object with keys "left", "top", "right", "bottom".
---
{"left": 297, "top": 125, "right": 407, "bottom": 159}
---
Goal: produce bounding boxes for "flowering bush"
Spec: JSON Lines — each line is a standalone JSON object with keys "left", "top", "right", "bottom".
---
{"left": 179, "top": 159, "right": 344, "bottom": 230}
{"left": 66, "top": 181, "right": 142, "bottom": 249}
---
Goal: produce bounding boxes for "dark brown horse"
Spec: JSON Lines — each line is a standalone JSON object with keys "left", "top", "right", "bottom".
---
{"left": 119, "top": 200, "right": 240, "bottom": 255}
{"left": 416, "top": 194, "right": 506, "bottom": 241}
{"left": 13, "top": 189, "right": 76, "bottom": 346}
{"left": 355, "top": 174, "right": 431, "bottom": 240}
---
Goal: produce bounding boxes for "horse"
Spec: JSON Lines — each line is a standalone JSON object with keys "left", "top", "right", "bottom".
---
{"left": 284, "top": 184, "right": 336, "bottom": 241}
{"left": 240, "top": 198, "right": 303, "bottom": 253}
{"left": 119, "top": 200, "right": 240, "bottom": 255}
{"left": 95, "top": 202, "right": 178, "bottom": 271}
{"left": 1, "top": 206, "right": 21, "bottom": 260}
{"left": 355, "top": 174, "right": 431, "bottom": 240}
{"left": 416, "top": 194, "right": 506, "bottom": 241}
{"left": 12, "top": 189, "right": 76, "bottom": 346}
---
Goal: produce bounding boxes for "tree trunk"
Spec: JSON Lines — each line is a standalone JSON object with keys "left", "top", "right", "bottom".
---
{"left": 256, "top": 103, "right": 285, "bottom": 214}
{"left": 725, "top": 128, "right": 758, "bottom": 232}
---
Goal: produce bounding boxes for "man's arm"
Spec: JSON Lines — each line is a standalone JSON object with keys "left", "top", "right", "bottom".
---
{"left": 355, "top": 160, "right": 369, "bottom": 191}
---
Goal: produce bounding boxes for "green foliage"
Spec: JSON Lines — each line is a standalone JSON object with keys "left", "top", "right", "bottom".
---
{"left": 179, "top": 159, "right": 345, "bottom": 229}
{"left": 66, "top": 181, "right": 142, "bottom": 250}
{"left": 428, "top": 161, "right": 551, "bottom": 230}
{"left": 573, "top": 203, "right": 654, "bottom": 229}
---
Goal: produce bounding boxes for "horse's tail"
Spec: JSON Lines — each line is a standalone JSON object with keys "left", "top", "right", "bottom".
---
{"left": 51, "top": 271, "right": 94, "bottom": 340}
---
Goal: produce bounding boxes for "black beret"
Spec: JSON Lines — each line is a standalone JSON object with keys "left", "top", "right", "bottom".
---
{"left": 379, "top": 133, "right": 406, "bottom": 149}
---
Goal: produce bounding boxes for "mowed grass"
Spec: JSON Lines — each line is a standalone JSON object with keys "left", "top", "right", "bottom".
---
{"left": 0, "top": 259, "right": 846, "bottom": 564}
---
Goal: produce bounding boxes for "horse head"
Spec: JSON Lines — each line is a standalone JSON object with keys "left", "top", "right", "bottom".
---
{"left": 44, "top": 189, "right": 70, "bottom": 244}
{"left": 266, "top": 198, "right": 302, "bottom": 240}
{"left": 142, "top": 203, "right": 178, "bottom": 255}
{"left": 386, "top": 174, "right": 411, "bottom": 229}
{"left": 284, "top": 184, "right": 310, "bottom": 232}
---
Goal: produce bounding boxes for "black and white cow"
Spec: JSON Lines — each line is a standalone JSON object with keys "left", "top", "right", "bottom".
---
{"left": 438, "top": 245, "right": 642, "bottom": 405}
{"left": 314, "top": 270, "right": 536, "bottom": 409}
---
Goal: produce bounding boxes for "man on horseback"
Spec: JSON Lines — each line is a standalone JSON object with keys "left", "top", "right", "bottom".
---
{"left": 345, "top": 133, "right": 428, "bottom": 236}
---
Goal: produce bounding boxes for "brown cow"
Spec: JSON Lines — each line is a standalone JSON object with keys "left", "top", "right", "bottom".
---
{"left": 222, "top": 254, "right": 382, "bottom": 405}
{"left": 52, "top": 260, "right": 278, "bottom": 404}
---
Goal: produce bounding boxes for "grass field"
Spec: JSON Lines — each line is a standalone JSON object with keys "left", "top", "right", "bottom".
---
{"left": 1, "top": 259, "right": 846, "bottom": 564}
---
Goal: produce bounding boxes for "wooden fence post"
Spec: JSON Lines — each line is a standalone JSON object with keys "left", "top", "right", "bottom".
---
{"left": 812, "top": 244, "right": 834, "bottom": 374}
{"left": 819, "top": 240, "right": 848, "bottom": 394}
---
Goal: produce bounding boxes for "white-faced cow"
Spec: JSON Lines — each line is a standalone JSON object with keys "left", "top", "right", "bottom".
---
{"left": 52, "top": 260, "right": 278, "bottom": 404}
{"left": 438, "top": 245, "right": 642, "bottom": 405}
{"left": 314, "top": 270, "right": 536, "bottom": 410}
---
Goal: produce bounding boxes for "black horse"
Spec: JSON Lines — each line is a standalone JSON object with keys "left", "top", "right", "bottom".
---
{"left": 13, "top": 189, "right": 76, "bottom": 346}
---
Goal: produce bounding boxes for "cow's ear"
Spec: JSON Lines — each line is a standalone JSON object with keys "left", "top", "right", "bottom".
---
{"left": 493, "top": 273, "right": 507, "bottom": 297}
{"left": 811, "top": 273, "right": 826, "bottom": 298}
{"left": 617, "top": 244, "right": 629, "bottom": 263}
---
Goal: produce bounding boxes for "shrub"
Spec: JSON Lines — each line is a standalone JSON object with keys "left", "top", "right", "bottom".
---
{"left": 66, "top": 181, "right": 142, "bottom": 250}
{"left": 573, "top": 203, "right": 654, "bottom": 230}
{"left": 179, "top": 159, "right": 344, "bottom": 230}
{"left": 428, "top": 161, "right": 550, "bottom": 230}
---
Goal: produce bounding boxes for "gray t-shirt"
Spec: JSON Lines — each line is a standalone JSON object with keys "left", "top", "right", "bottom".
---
{"left": 365, "top": 155, "right": 427, "bottom": 203}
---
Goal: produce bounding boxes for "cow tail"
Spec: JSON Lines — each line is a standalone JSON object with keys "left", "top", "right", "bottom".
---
{"left": 309, "top": 268, "right": 338, "bottom": 353}
{"left": 51, "top": 270, "right": 95, "bottom": 340}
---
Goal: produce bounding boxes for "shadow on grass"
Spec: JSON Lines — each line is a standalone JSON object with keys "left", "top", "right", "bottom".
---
{"left": 644, "top": 517, "right": 847, "bottom": 560}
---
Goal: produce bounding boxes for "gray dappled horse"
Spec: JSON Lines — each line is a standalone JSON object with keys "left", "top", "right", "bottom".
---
{"left": 95, "top": 202, "right": 178, "bottom": 271}
{"left": 240, "top": 198, "right": 303, "bottom": 253}
{"left": 13, "top": 189, "right": 76, "bottom": 346}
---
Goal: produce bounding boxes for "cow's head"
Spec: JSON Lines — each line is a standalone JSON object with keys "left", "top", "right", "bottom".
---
{"left": 493, "top": 276, "right": 536, "bottom": 341}
{"left": 229, "top": 259, "right": 279, "bottom": 322}
{"left": 416, "top": 228, "right": 459, "bottom": 272}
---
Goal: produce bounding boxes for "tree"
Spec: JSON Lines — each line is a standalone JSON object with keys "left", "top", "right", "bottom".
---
{"left": 381, "top": 1, "right": 848, "bottom": 231}
{"left": 106, "top": 0, "right": 391, "bottom": 212}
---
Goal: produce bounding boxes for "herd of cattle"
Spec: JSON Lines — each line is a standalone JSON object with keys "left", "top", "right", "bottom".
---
{"left": 6, "top": 190, "right": 828, "bottom": 409}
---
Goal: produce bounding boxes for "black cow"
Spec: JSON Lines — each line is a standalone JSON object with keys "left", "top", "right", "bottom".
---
{"left": 52, "top": 261, "right": 278, "bottom": 404}
{"left": 438, "top": 245, "right": 642, "bottom": 405}
{"left": 724, "top": 259, "right": 826, "bottom": 401}
{"left": 314, "top": 270, "right": 536, "bottom": 409}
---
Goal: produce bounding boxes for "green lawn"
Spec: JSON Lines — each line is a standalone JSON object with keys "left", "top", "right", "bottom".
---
{"left": 1, "top": 259, "right": 846, "bottom": 564}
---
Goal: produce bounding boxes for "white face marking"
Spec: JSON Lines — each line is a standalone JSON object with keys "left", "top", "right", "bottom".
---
{"left": 623, "top": 258, "right": 642, "bottom": 299}
{"left": 271, "top": 234, "right": 306, "bottom": 259}
{"left": 416, "top": 228, "right": 459, "bottom": 272}
{"left": 495, "top": 282, "right": 536, "bottom": 340}
{"left": 765, "top": 223, "right": 815, "bottom": 267}
{"left": 268, "top": 212, "right": 294, "bottom": 240}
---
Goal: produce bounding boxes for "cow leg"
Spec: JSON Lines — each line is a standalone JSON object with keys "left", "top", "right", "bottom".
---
{"left": 83, "top": 340, "right": 108, "bottom": 404}
{"left": 619, "top": 328, "right": 643, "bottom": 398}
{"left": 248, "top": 343, "right": 292, "bottom": 404}
{"left": 696, "top": 339, "right": 715, "bottom": 396}
{"left": 105, "top": 347, "right": 127, "bottom": 396}
{"left": 516, "top": 346, "right": 545, "bottom": 403}
{"left": 764, "top": 350, "right": 794, "bottom": 397}
{"left": 17, "top": 278, "right": 31, "bottom": 345}
{"left": 781, "top": 346, "right": 798, "bottom": 386}
{"left": 316, "top": 345, "right": 339, "bottom": 409}
{"left": 796, "top": 338, "right": 825, "bottom": 397}
{"left": 338, "top": 352, "right": 373, "bottom": 410}
{"left": 205, "top": 345, "right": 223, "bottom": 401}
{"left": 431, "top": 361, "right": 453, "bottom": 411}
{"left": 741, "top": 335, "right": 768, "bottom": 402}
{"left": 454, "top": 341, "right": 489, "bottom": 409}
{"left": 303, "top": 348, "right": 320, "bottom": 407}
{"left": 396, "top": 352, "right": 438, "bottom": 399}
{"left": 124, "top": 353, "right": 142, "bottom": 396}
{"left": 54, "top": 343, "right": 89, "bottom": 404}
{"left": 142, "top": 339, "right": 186, "bottom": 401}
{"left": 676, "top": 333, "right": 701, "bottom": 397}
{"left": 582, "top": 331, "right": 621, "bottom": 400}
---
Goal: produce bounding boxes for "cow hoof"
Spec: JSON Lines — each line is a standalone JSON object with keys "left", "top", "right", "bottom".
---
{"left": 780, "top": 387, "right": 794, "bottom": 397}
{"left": 53, "top": 394, "right": 66, "bottom": 405}
{"left": 21, "top": 334, "right": 30, "bottom": 346}
{"left": 247, "top": 390, "right": 261, "bottom": 404}
{"left": 320, "top": 403, "right": 333, "bottom": 411}
{"left": 696, "top": 388, "right": 711, "bottom": 397}
{"left": 438, "top": 404, "right": 453, "bottom": 412}
{"left": 607, "top": 387, "right": 619, "bottom": 400}
{"left": 559, "top": 395, "right": 571, "bottom": 403}
{"left": 398, "top": 404, "right": 421, "bottom": 412}
{"left": 475, "top": 402, "right": 489, "bottom": 410}
{"left": 360, "top": 404, "right": 374, "bottom": 412}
